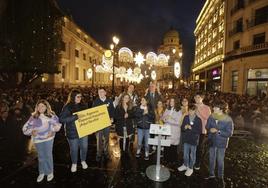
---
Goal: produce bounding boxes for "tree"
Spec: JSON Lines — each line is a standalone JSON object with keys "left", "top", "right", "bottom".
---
{"left": 0, "top": 0, "right": 62, "bottom": 88}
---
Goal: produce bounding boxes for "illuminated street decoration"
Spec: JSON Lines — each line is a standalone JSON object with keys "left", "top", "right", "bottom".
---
{"left": 146, "top": 52, "right": 157, "bottom": 65}
{"left": 119, "top": 47, "right": 133, "bottom": 62}
{"left": 134, "top": 52, "right": 145, "bottom": 67}
{"left": 127, "top": 68, "right": 133, "bottom": 76}
{"left": 87, "top": 68, "right": 93, "bottom": 79}
{"left": 134, "top": 67, "right": 141, "bottom": 74}
{"left": 157, "top": 54, "right": 168, "bottom": 66}
{"left": 151, "top": 70, "right": 156, "bottom": 80}
{"left": 174, "top": 61, "right": 181, "bottom": 78}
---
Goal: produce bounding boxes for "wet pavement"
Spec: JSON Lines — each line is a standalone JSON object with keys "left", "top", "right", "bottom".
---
{"left": 0, "top": 128, "right": 268, "bottom": 188}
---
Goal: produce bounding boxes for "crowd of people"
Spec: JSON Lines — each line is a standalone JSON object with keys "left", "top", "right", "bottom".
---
{"left": 0, "top": 83, "right": 268, "bottom": 187}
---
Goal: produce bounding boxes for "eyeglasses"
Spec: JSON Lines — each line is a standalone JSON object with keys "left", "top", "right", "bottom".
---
{"left": 76, "top": 95, "right": 82, "bottom": 98}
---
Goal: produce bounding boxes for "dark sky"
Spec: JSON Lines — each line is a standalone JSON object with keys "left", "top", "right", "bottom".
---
{"left": 57, "top": 0, "right": 205, "bottom": 76}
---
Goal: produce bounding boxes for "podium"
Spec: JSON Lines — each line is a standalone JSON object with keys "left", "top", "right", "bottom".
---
{"left": 146, "top": 124, "right": 171, "bottom": 182}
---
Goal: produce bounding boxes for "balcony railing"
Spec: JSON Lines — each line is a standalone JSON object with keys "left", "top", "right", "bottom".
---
{"left": 226, "top": 42, "right": 268, "bottom": 58}
{"left": 241, "top": 42, "right": 268, "bottom": 53}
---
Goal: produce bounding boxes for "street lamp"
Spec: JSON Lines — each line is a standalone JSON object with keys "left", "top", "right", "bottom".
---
{"left": 111, "top": 36, "right": 119, "bottom": 97}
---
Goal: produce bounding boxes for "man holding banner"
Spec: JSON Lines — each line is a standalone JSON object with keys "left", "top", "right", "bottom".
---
{"left": 92, "top": 88, "right": 115, "bottom": 162}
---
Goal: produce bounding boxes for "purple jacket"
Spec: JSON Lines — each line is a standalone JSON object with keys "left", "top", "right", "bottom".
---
{"left": 22, "top": 114, "right": 61, "bottom": 143}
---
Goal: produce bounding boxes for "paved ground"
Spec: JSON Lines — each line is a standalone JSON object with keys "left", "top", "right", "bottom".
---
{"left": 0, "top": 128, "right": 268, "bottom": 188}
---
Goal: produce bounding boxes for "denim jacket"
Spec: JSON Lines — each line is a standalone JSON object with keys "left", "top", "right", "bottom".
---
{"left": 206, "top": 114, "right": 234, "bottom": 148}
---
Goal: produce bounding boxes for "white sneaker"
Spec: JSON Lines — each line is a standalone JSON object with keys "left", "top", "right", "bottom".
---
{"left": 81, "top": 161, "right": 88, "bottom": 169}
{"left": 185, "top": 168, "right": 193, "bottom": 176}
{"left": 36, "top": 174, "right": 44, "bottom": 183}
{"left": 178, "top": 164, "right": 188, "bottom": 172}
{"left": 71, "top": 164, "right": 77, "bottom": 172}
{"left": 47, "top": 173, "right": 54, "bottom": 182}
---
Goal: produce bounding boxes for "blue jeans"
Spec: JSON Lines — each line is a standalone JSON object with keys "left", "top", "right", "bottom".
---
{"left": 183, "top": 143, "right": 197, "bottom": 169}
{"left": 96, "top": 127, "right": 110, "bottom": 157}
{"left": 209, "top": 147, "right": 226, "bottom": 178}
{"left": 68, "top": 136, "right": 88, "bottom": 164}
{"left": 137, "top": 128, "right": 149, "bottom": 153}
{"left": 35, "top": 139, "right": 54, "bottom": 175}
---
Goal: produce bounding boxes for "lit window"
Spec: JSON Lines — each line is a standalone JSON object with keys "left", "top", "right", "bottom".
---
{"left": 212, "top": 44, "right": 216, "bottom": 53}
{"left": 220, "top": 3, "right": 224, "bottom": 15}
{"left": 213, "top": 29, "right": 217, "bottom": 38}
{"left": 213, "top": 12, "right": 218, "bottom": 23}
{"left": 209, "top": 20, "right": 212, "bottom": 29}
{"left": 219, "top": 22, "right": 224, "bottom": 32}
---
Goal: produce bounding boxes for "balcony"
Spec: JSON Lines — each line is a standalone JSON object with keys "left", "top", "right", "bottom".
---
{"left": 229, "top": 25, "right": 243, "bottom": 37}
{"left": 225, "top": 42, "right": 268, "bottom": 59}
{"left": 241, "top": 42, "right": 268, "bottom": 53}
{"left": 231, "top": 2, "right": 245, "bottom": 15}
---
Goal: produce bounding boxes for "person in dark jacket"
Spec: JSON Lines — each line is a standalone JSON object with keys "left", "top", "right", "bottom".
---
{"left": 59, "top": 89, "right": 88, "bottom": 173}
{"left": 178, "top": 104, "right": 202, "bottom": 177}
{"left": 135, "top": 97, "right": 155, "bottom": 160}
{"left": 205, "top": 101, "right": 234, "bottom": 188}
{"left": 92, "top": 87, "right": 115, "bottom": 162}
{"left": 114, "top": 93, "right": 135, "bottom": 156}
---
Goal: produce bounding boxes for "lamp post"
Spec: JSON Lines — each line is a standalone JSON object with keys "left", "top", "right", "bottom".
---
{"left": 172, "top": 49, "right": 176, "bottom": 91}
{"left": 111, "top": 36, "right": 119, "bottom": 97}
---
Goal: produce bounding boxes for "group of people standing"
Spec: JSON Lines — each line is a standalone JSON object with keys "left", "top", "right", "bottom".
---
{"left": 22, "top": 82, "right": 233, "bottom": 187}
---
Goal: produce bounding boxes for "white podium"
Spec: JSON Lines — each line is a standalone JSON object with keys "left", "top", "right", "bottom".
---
{"left": 146, "top": 124, "right": 171, "bottom": 182}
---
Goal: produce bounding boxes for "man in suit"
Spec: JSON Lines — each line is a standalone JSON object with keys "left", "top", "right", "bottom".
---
{"left": 145, "top": 82, "right": 161, "bottom": 111}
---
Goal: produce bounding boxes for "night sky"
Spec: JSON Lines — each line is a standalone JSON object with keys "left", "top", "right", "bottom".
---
{"left": 57, "top": 0, "right": 205, "bottom": 76}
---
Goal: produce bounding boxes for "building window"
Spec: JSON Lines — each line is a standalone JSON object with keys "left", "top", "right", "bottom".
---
{"left": 255, "top": 5, "right": 268, "bottom": 26}
{"left": 213, "top": 29, "right": 217, "bottom": 38}
{"left": 83, "top": 53, "right": 86, "bottom": 60}
{"left": 219, "top": 21, "right": 224, "bottom": 32}
{"left": 75, "top": 67, "right": 79, "bottom": 80}
{"left": 232, "top": 70, "right": 238, "bottom": 92}
{"left": 208, "top": 49, "right": 211, "bottom": 56}
{"left": 62, "top": 66, "right": 66, "bottom": 79}
{"left": 253, "top": 33, "right": 265, "bottom": 45}
{"left": 208, "top": 34, "right": 212, "bottom": 42}
{"left": 83, "top": 69, "right": 86, "bottom": 81}
{"left": 233, "top": 40, "right": 240, "bottom": 50}
{"left": 61, "top": 41, "right": 66, "bottom": 51}
{"left": 220, "top": 3, "right": 224, "bottom": 15}
{"left": 218, "top": 38, "right": 223, "bottom": 49}
{"left": 236, "top": 18, "right": 243, "bottom": 32}
{"left": 213, "top": 12, "right": 218, "bottom": 23}
{"left": 212, "top": 44, "right": 216, "bottom": 53}
{"left": 75, "top": 49, "right": 79, "bottom": 57}
{"left": 247, "top": 69, "right": 268, "bottom": 96}
{"left": 209, "top": 20, "right": 212, "bottom": 29}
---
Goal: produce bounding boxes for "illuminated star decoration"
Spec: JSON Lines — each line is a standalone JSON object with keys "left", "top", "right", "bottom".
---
{"left": 134, "top": 52, "right": 145, "bottom": 67}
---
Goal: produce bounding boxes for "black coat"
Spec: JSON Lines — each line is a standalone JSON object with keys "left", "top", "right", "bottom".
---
{"left": 135, "top": 106, "right": 155, "bottom": 129}
{"left": 92, "top": 98, "right": 115, "bottom": 119}
{"left": 59, "top": 103, "right": 87, "bottom": 139}
{"left": 145, "top": 92, "right": 161, "bottom": 110}
{"left": 181, "top": 115, "right": 202, "bottom": 146}
{"left": 114, "top": 106, "right": 135, "bottom": 137}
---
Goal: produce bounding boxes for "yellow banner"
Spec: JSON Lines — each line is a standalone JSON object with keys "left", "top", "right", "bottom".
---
{"left": 74, "top": 104, "right": 111, "bottom": 138}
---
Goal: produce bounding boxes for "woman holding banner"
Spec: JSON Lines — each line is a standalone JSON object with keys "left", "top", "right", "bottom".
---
{"left": 115, "top": 93, "right": 135, "bottom": 157}
{"left": 59, "top": 89, "right": 88, "bottom": 173}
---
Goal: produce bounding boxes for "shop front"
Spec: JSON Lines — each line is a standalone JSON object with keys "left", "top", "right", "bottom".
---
{"left": 247, "top": 68, "right": 268, "bottom": 97}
